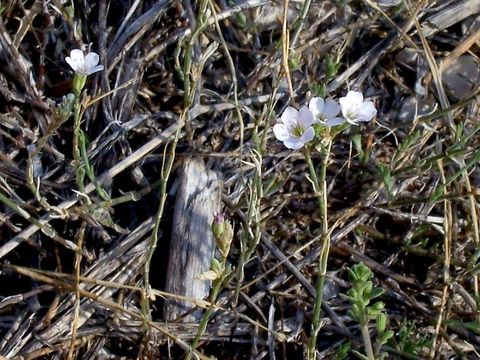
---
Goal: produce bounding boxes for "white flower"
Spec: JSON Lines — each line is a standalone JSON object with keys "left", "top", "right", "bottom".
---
{"left": 65, "top": 49, "right": 104, "bottom": 76}
{"left": 308, "top": 97, "right": 345, "bottom": 126}
{"left": 338, "top": 91, "right": 377, "bottom": 125}
{"left": 273, "top": 106, "right": 315, "bottom": 150}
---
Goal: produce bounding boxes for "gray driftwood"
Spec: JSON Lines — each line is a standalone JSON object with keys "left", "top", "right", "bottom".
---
{"left": 165, "top": 157, "right": 222, "bottom": 321}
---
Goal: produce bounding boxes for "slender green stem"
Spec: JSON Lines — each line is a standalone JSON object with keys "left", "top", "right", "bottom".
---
{"left": 360, "top": 317, "right": 375, "bottom": 360}
{"left": 142, "top": 122, "right": 183, "bottom": 320}
{"left": 290, "top": 0, "right": 312, "bottom": 49}
{"left": 233, "top": 149, "right": 262, "bottom": 305}
{"left": 72, "top": 92, "right": 84, "bottom": 194}
{"left": 186, "top": 257, "right": 228, "bottom": 360}
{"left": 305, "top": 141, "right": 332, "bottom": 360}
{"left": 78, "top": 130, "right": 109, "bottom": 201}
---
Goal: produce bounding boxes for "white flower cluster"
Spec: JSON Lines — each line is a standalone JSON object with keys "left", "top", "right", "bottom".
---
{"left": 273, "top": 91, "right": 377, "bottom": 149}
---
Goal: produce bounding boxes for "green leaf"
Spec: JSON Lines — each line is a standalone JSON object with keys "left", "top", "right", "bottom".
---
{"left": 312, "top": 83, "right": 326, "bottom": 98}
{"left": 235, "top": 12, "right": 247, "bottom": 28}
{"left": 346, "top": 267, "right": 358, "bottom": 281}
{"left": 376, "top": 313, "right": 387, "bottom": 333}
{"left": 211, "top": 258, "right": 222, "bottom": 273}
{"left": 454, "top": 121, "right": 464, "bottom": 143}
{"left": 378, "top": 330, "right": 394, "bottom": 346}
{"left": 377, "top": 163, "right": 393, "bottom": 199}
{"left": 371, "top": 301, "right": 385, "bottom": 312}
{"left": 352, "top": 133, "right": 364, "bottom": 158}
{"left": 334, "top": 342, "right": 351, "bottom": 360}
{"left": 369, "top": 287, "right": 384, "bottom": 300}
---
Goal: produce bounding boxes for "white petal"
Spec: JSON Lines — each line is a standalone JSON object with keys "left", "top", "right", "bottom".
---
{"left": 273, "top": 124, "right": 291, "bottom": 141}
{"left": 85, "top": 52, "right": 100, "bottom": 68}
{"left": 344, "top": 91, "right": 364, "bottom": 106}
{"left": 280, "top": 107, "right": 299, "bottom": 127}
{"left": 309, "top": 97, "right": 325, "bottom": 118}
{"left": 322, "top": 99, "right": 341, "bottom": 119}
{"left": 355, "top": 101, "right": 377, "bottom": 122}
{"left": 87, "top": 64, "right": 104, "bottom": 75}
{"left": 298, "top": 106, "right": 314, "bottom": 127}
{"left": 325, "top": 117, "right": 346, "bottom": 126}
{"left": 65, "top": 56, "right": 78, "bottom": 71}
{"left": 70, "top": 49, "right": 85, "bottom": 62}
{"left": 339, "top": 97, "right": 352, "bottom": 117}
{"left": 65, "top": 50, "right": 84, "bottom": 72}
{"left": 299, "top": 126, "right": 315, "bottom": 144}
{"left": 283, "top": 137, "right": 305, "bottom": 150}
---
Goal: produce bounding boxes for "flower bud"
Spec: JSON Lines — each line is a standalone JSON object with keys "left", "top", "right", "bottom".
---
{"left": 212, "top": 212, "right": 226, "bottom": 239}
{"left": 212, "top": 212, "right": 233, "bottom": 259}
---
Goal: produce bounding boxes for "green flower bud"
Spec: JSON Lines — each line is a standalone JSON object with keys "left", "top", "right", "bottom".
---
{"left": 212, "top": 212, "right": 226, "bottom": 239}
{"left": 212, "top": 212, "right": 233, "bottom": 259}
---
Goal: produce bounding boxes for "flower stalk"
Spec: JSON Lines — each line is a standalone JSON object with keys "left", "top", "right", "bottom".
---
{"left": 186, "top": 215, "right": 233, "bottom": 359}
{"left": 72, "top": 74, "right": 86, "bottom": 193}
{"left": 186, "top": 259, "right": 228, "bottom": 359}
{"left": 271, "top": 90, "right": 377, "bottom": 358}
{"left": 65, "top": 49, "right": 108, "bottom": 200}
{"left": 305, "top": 140, "right": 332, "bottom": 360}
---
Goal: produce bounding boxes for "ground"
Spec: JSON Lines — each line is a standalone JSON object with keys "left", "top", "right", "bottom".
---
{"left": 0, "top": 0, "right": 480, "bottom": 359}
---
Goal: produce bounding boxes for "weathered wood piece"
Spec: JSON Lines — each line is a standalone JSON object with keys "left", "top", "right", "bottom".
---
{"left": 422, "top": 0, "right": 480, "bottom": 37}
{"left": 165, "top": 157, "right": 222, "bottom": 321}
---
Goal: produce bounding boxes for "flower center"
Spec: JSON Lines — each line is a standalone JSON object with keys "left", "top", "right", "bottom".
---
{"left": 291, "top": 125, "right": 305, "bottom": 138}
{"left": 346, "top": 110, "right": 357, "bottom": 121}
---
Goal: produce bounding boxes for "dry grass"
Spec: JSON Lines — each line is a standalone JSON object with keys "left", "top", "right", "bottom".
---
{"left": 0, "top": 0, "right": 480, "bottom": 359}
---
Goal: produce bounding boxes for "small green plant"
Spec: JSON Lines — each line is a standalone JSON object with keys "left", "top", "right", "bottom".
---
{"left": 334, "top": 342, "right": 351, "bottom": 360}
{"left": 377, "top": 163, "right": 393, "bottom": 199}
{"left": 311, "top": 55, "right": 341, "bottom": 99}
{"left": 324, "top": 55, "right": 341, "bottom": 82}
{"left": 65, "top": 48, "right": 109, "bottom": 202}
{"left": 344, "top": 262, "right": 393, "bottom": 360}
{"left": 289, "top": 53, "right": 302, "bottom": 71}
{"left": 394, "top": 320, "right": 430, "bottom": 356}
{"left": 273, "top": 91, "right": 377, "bottom": 360}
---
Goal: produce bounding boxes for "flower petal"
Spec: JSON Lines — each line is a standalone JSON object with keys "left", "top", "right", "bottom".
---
{"left": 70, "top": 49, "right": 85, "bottom": 62}
{"left": 280, "top": 107, "right": 299, "bottom": 127}
{"left": 308, "top": 97, "right": 325, "bottom": 119}
{"left": 273, "top": 124, "right": 290, "bottom": 141}
{"left": 299, "top": 126, "right": 315, "bottom": 144}
{"left": 322, "top": 99, "right": 341, "bottom": 119}
{"left": 283, "top": 138, "right": 305, "bottom": 150}
{"left": 343, "top": 90, "right": 364, "bottom": 106}
{"left": 85, "top": 52, "right": 100, "bottom": 68}
{"left": 355, "top": 101, "right": 377, "bottom": 122}
{"left": 325, "top": 117, "right": 346, "bottom": 126}
{"left": 66, "top": 50, "right": 85, "bottom": 72}
{"left": 65, "top": 56, "right": 78, "bottom": 72}
{"left": 298, "top": 106, "right": 314, "bottom": 127}
{"left": 339, "top": 98, "right": 353, "bottom": 119}
{"left": 87, "top": 64, "right": 104, "bottom": 75}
